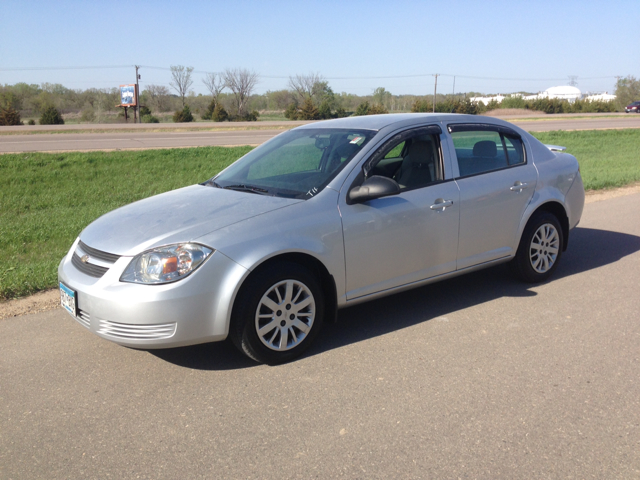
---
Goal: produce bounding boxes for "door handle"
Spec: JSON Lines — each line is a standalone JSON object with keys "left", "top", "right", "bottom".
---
{"left": 430, "top": 199, "right": 453, "bottom": 210}
{"left": 510, "top": 182, "right": 528, "bottom": 192}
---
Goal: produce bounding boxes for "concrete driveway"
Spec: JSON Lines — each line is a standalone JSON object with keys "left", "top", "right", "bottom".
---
{"left": 2, "top": 193, "right": 639, "bottom": 479}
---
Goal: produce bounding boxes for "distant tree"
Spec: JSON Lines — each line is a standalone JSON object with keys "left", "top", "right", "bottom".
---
{"left": 368, "top": 104, "right": 388, "bottom": 115}
{"left": 297, "top": 97, "right": 320, "bottom": 120}
{"left": 266, "top": 89, "right": 296, "bottom": 110}
{"left": 411, "top": 99, "right": 430, "bottom": 113}
{"left": 39, "top": 105, "right": 64, "bottom": 125}
{"left": 141, "top": 114, "right": 160, "bottom": 123}
{"left": 311, "top": 81, "right": 339, "bottom": 111}
{"left": 334, "top": 107, "right": 349, "bottom": 118}
{"left": 170, "top": 65, "right": 194, "bottom": 107}
{"left": 0, "top": 105, "right": 23, "bottom": 125}
{"left": 212, "top": 103, "right": 229, "bottom": 122}
{"left": 485, "top": 99, "right": 500, "bottom": 111}
{"left": 354, "top": 101, "right": 388, "bottom": 116}
{"left": 144, "top": 85, "right": 172, "bottom": 112}
{"left": 372, "top": 87, "right": 392, "bottom": 109}
{"left": 223, "top": 68, "right": 259, "bottom": 116}
{"left": 355, "top": 101, "right": 370, "bottom": 116}
{"left": 173, "top": 104, "right": 194, "bottom": 123}
{"left": 289, "top": 73, "right": 324, "bottom": 103}
{"left": 615, "top": 75, "right": 640, "bottom": 111}
{"left": 284, "top": 102, "right": 299, "bottom": 120}
{"left": 202, "top": 99, "right": 215, "bottom": 120}
{"left": 318, "top": 100, "right": 333, "bottom": 119}
{"left": 0, "top": 91, "right": 22, "bottom": 111}
{"left": 203, "top": 72, "right": 224, "bottom": 97}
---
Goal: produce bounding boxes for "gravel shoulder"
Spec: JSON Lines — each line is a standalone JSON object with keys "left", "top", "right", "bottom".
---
{"left": 2, "top": 184, "right": 638, "bottom": 321}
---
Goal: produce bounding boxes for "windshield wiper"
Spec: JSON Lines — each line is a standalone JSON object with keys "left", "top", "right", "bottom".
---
{"left": 222, "top": 184, "right": 270, "bottom": 195}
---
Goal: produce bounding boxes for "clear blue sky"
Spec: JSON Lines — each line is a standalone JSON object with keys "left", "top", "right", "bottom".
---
{"left": 1, "top": 0, "right": 638, "bottom": 96}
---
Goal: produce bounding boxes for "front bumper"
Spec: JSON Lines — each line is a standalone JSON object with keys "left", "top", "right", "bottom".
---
{"left": 58, "top": 238, "right": 249, "bottom": 348}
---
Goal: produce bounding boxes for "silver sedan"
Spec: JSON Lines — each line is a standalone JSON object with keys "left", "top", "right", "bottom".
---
{"left": 58, "top": 114, "right": 585, "bottom": 363}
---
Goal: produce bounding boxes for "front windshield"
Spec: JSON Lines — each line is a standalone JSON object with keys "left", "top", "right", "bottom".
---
{"left": 209, "top": 128, "right": 376, "bottom": 199}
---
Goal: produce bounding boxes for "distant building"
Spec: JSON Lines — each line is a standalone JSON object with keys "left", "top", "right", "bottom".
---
{"left": 584, "top": 92, "right": 616, "bottom": 102}
{"left": 523, "top": 86, "right": 582, "bottom": 102}
{"left": 470, "top": 85, "right": 616, "bottom": 105}
{"left": 469, "top": 94, "right": 507, "bottom": 104}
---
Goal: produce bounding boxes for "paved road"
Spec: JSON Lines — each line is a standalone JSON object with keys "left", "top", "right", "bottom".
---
{"left": 1, "top": 116, "right": 639, "bottom": 153}
{"left": 2, "top": 194, "right": 639, "bottom": 479}
{"left": 0, "top": 129, "right": 287, "bottom": 153}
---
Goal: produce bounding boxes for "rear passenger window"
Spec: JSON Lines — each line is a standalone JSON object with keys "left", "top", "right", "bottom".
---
{"left": 449, "top": 126, "right": 526, "bottom": 177}
{"left": 451, "top": 130, "right": 507, "bottom": 176}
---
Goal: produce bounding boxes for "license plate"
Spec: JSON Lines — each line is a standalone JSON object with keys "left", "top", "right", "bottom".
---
{"left": 60, "top": 282, "right": 77, "bottom": 317}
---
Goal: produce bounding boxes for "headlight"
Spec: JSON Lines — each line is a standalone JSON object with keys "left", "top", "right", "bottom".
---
{"left": 120, "top": 243, "right": 214, "bottom": 284}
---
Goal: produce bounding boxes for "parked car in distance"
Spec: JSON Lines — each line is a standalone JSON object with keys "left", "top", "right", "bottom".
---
{"left": 59, "top": 114, "right": 585, "bottom": 364}
{"left": 625, "top": 101, "right": 640, "bottom": 113}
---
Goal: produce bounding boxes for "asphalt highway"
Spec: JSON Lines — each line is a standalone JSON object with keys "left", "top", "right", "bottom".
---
{"left": 2, "top": 193, "right": 639, "bottom": 479}
{"left": 1, "top": 115, "right": 639, "bottom": 153}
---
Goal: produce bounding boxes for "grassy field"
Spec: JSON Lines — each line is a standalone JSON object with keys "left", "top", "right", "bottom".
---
{"left": 1, "top": 129, "right": 639, "bottom": 300}
{"left": 531, "top": 129, "right": 640, "bottom": 190}
{"left": 0, "top": 147, "right": 251, "bottom": 300}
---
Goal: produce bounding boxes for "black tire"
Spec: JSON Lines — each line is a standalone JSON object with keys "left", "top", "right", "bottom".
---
{"left": 230, "top": 262, "right": 324, "bottom": 364}
{"left": 511, "top": 211, "right": 564, "bottom": 283}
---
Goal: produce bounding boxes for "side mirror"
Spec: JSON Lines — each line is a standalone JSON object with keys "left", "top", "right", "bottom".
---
{"left": 348, "top": 175, "right": 400, "bottom": 204}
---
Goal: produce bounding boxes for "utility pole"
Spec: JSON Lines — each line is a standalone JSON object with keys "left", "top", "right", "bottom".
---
{"left": 433, "top": 74, "right": 439, "bottom": 112}
{"left": 135, "top": 65, "right": 141, "bottom": 123}
{"left": 452, "top": 76, "right": 456, "bottom": 97}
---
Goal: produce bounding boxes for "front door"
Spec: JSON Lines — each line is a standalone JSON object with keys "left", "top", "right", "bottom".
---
{"left": 340, "top": 127, "right": 460, "bottom": 300}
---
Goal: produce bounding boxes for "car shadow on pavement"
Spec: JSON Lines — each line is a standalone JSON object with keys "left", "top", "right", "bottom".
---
{"left": 151, "top": 227, "right": 640, "bottom": 370}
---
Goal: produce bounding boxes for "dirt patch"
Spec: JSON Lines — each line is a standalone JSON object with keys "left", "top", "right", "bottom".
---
{"left": 2, "top": 184, "right": 638, "bottom": 320}
{"left": 0, "top": 288, "right": 61, "bottom": 320}
{"left": 585, "top": 182, "right": 640, "bottom": 203}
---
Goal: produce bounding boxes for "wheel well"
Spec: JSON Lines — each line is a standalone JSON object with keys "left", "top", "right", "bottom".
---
{"left": 249, "top": 253, "right": 338, "bottom": 324}
{"left": 531, "top": 202, "right": 570, "bottom": 251}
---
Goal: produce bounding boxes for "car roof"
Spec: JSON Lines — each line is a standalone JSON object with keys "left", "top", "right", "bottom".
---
{"left": 295, "top": 113, "right": 512, "bottom": 131}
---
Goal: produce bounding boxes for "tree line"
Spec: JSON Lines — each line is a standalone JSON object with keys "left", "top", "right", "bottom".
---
{"left": 1, "top": 70, "right": 637, "bottom": 126}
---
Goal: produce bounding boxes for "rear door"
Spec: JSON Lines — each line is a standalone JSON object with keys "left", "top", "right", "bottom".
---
{"left": 446, "top": 124, "right": 537, "bottom": 270}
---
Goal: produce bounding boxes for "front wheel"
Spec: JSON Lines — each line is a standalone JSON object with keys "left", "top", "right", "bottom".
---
{"left": 230, "top": 262, "right": 324, "bottom": 364}
{"left": 511, "top": 212, "right": 563, "bottom": 283}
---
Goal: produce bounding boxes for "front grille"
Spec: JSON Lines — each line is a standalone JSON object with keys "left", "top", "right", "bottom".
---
{"left": 78, "top": 241, "right": 121, "bottom": 264}
{"left": 71, "top": 241, "right": 121, "bottom": 278}
{"left": 97, "top": 319, "right": 177, "bottom": 340}
{"left": 76, "top": 309, "right": 91, "bottom": 328}
{"left": 72, "top": 252, "right": 109, "bottom": 278}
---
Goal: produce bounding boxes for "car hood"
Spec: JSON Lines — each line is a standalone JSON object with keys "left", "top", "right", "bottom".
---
{"left": 79, "top": 185, "right": 302, "bottom": 256}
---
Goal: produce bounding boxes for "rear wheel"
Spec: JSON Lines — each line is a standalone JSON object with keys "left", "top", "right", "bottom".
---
{"left": 230, "top": 262, "right": 324, "bottom": 364}
{"left": 511, "top": 212, "right": 563, "bottom": 283}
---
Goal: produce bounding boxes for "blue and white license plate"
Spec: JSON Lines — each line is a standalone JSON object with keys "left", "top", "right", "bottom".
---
{"left": 59, "top": 282, "right": 77, "bottom": 317}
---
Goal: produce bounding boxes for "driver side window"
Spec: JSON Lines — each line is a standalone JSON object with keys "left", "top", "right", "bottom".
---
{"left": 370, "top": 130, "right": 443, "bottom": 191}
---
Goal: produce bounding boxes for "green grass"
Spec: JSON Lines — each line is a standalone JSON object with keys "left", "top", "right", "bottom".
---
{"left": 0, "top": 146, "right": 252, "bottom": 300}
{"left": 1, "top": 129, "right": 639, "bottom": 300}
{"left": 531, "top": 129, "right": 640, "bottom": 190}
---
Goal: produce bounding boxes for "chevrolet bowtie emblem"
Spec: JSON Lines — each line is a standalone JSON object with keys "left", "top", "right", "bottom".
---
{"left": 80, "top": 255, "right": 90, "bottom": 264}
